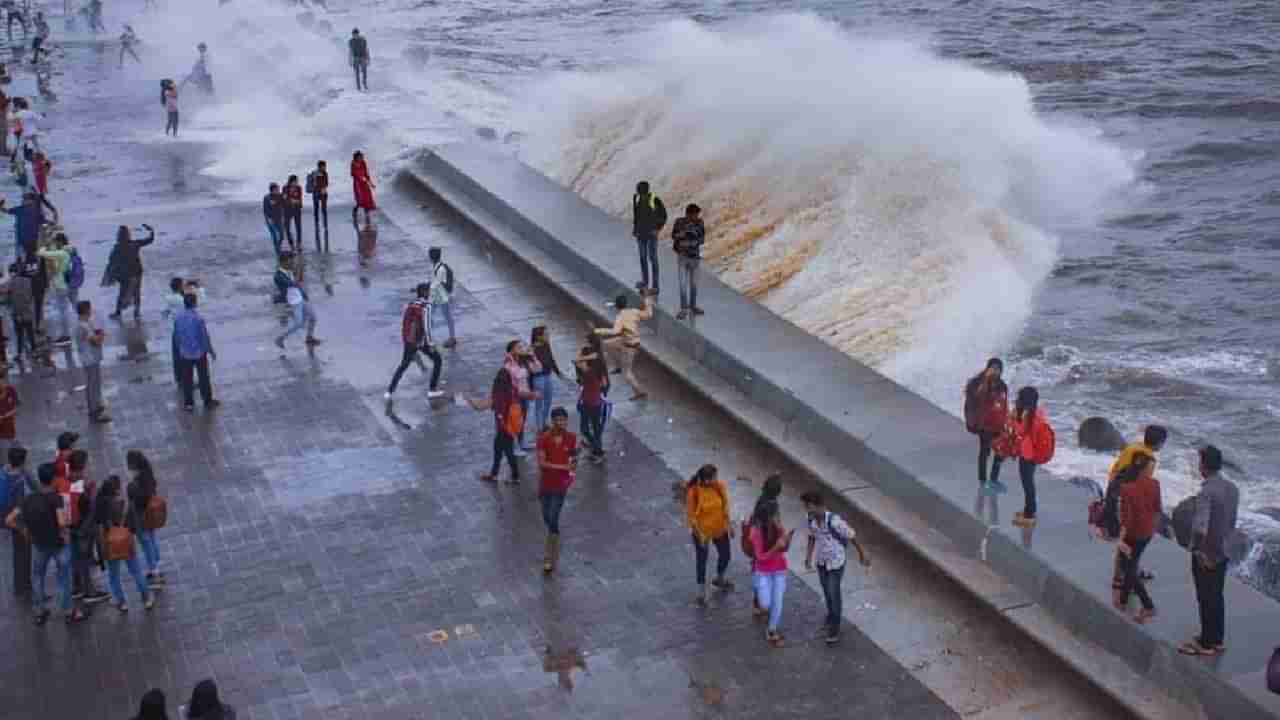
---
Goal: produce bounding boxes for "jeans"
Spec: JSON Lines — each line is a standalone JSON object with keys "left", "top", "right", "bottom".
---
{"left": 83, "top": 363, "right": 104, "bottom": 417}
{"left": 388, "top": 343, "right": 442, "bottom": 393}
{"left": 31, "top": 543, "right": 71, "bottom": 613}
{"left": 432, "top": 300, "right": 456, "bottom": 342}
{"left": 266, "top": 221, "right": 283, "bottom": 256}
{"left": 1118, "top": 537, "right": 1154, "bottom": 611}
{"left": 692, "top": 532, "right": 731, "bottom": 585}
{"left": 311, "top": 193, "right": 329, "bottom": 240}
{"left": 540, "top": 492, "right": 566, "bottom": 534}
{"left": 1192, "top": 555, "right": 1228, "bottom": 647}
{"left": 284, "top": 209, "right": 303, "bottom": 249}
{"left": 1019, "top": 459, "right": 1037, "bottom": 518}
{"left": 531, "top": 374, "right": 553, "bottom": 432}
{"left": 137, "top": 529, "right": 160, "bottom": 573}
{"left": 177, "top": 354, "right": 214, "bottom": 406}
{"left": 636, "top": 231, "right": 659, "bottom": 291}
{"left": 13, "top": 317, "right": 33, "bottom": 357}
{"left": 977, "top": 430, "right": 1004, "bottom": 485}
{"left": 279, "top": 302, "right": 317, "bottom": 343}
{"left": 71, "top": 534, "right": 95, "bottom": 596}
{"left": 165, "top": 110, "right": 179, "bottom": 136}
{"left": 49, "top": 287, "right": 70, "bottom": 339}
{"left": 817, "top": 564, "right": 845, "bottom": 630}
{"left": 753, "top": 571, "right": 787, "bottom": 632}
{"left": 579, "top": 401, "right": 604, "bottom": 454}
{"left": 677, "top": 257, "right": 699, "bottom": 310}
{"left": 10, "top": 528, "right": 30, "bottom": 594}
{"left": 353, "top": 60, "right": 369, "bottom": 90}
{"left": 107, "top": 554, "right": 148, "bottom": 605}
{"left": 491, "top": 431, "right": 518, "bottom": 480}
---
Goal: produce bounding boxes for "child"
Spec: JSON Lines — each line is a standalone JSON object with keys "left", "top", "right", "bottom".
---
{"left": 537, "top": 407, "right": 577, "bottom": 574}
{"left": 802, "top": 491, "right": 870, "bottom": 644}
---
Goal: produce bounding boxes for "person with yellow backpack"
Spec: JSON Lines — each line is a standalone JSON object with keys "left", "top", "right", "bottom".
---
{"left": 686, "top": 464, "right": 734, "bottom": 607}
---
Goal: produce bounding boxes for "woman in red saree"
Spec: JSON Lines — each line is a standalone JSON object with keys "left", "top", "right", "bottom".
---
{"left": 351, "top": 150, "right": 376, "bottom": 224}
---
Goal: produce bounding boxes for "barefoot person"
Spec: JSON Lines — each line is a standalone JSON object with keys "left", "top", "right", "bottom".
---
{"left": 592, "top": 292, "right": 654, "bottom": 401}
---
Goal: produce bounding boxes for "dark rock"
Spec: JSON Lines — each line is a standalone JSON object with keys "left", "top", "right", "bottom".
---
{"left": 402, "top": 45, "right": 431, "bottom": 69}
{"left": 475, "top": 126, "right": 497, "bottom": 141}
{"left": 1077, "top": 416, "right": 1126, "bottom": 452}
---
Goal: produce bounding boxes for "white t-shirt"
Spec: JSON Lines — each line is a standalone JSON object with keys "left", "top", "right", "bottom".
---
{"left": 15, "top": 110, "right": 39, "bottom": 138}
{"left": 286, "top": 286, "right": 303, "bottom": 306}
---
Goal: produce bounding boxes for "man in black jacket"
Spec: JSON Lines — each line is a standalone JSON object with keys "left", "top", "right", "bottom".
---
{"left": 632, "top": 181, "right": 667, "bottom": 296}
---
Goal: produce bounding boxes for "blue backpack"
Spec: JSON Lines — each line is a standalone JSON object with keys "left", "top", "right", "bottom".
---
{"left": 65, "top": 250, "right": 84, "bottom": 290}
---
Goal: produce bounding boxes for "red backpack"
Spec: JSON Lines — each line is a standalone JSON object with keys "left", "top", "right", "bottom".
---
{"left": 1026, "top": 413, "right": 1056, "bottom": 465}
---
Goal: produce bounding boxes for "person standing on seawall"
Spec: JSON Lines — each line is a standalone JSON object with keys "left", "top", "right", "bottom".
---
{"left": 632, "top": 181, "right": 667, "bottom": 295}
{"left": 307, "top": 160, "right": 329, "bottom": 245}
{"left": 351, "top": 150, "right": 376, "bottom": 225}
{"left": 1011, "top": 386, "right": 1054, "bottom": 529}
{"left": 1115, "top": 454, "right": 1160, "bottom": 624}
{"left": 1178, "top": 445, "right": 1238, "bottom": 658}
{"left": 963, "top": 358, "right": 1009, "bottom": 494}
{"left": 671, "top": 203, "right": 705, "bottom": 319}
{"left": 282, "top": 174, "right": 304, "bottom": 253}
{"left": 349, "top": 28, "right": 370, "bottom": 91}
{"left": 428, "top": 247, "right": 457, "bottom": 347}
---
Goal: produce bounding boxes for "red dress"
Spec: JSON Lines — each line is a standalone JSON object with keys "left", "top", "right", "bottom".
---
{"left": 351, "top": 158, "right": 376, "bottom": 210}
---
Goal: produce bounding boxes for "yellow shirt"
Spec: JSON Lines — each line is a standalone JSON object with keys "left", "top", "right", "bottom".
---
{"left": 595, "top": 300, "right": 654, "bottom": 344}
{"left": 1109, "top": 442, "right": 1156, "bottom": 481}
{"left": 687, "top": 481, "right": 730, "bottom": 541}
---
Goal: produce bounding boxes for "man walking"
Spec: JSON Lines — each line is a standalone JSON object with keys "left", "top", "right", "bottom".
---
{"left": 428, "top": 247, "right": 457, "bottom": 348}
{"left": 74, "top": 301, "right": 110, "bottom": 424}
{"left": 307, "top": 160, "right": 330, "bottom": 245}
{"left": 275, "top": 270, "right": 321, "bottom": 350}
{"left": 384, "top": 283, "right": 445, "bottom": 405}
{"left": 671, "top": 203, "right": 706, "bottom": 320}
{"left": 349, "top": 29, "right": 370, "bottom": 91}
{"left": 593, "top": 292, "right": 654, "bottom": 401}
{"left": 173, "top": 294, "right": 220, "bottom": 412}
{"left": 632, "top": 181, "right": 667, "bottom": 295}
{"left": 1179, "top": 445, "right": 1239, "bottom": 658}
{"left": 802, "top": 491, "right": 870, "bottom": 644}
{"left": 263, "top": 182, "right": 286, "bottom": 257}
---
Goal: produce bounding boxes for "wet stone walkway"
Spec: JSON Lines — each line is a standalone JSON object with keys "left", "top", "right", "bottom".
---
{"left": 0, "top": 197, "right": 957, "bottom": 719}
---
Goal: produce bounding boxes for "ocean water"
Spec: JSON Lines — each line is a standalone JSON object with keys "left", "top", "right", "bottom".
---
{"left": 103, "top": 0, "right": 1280, "bottom": 578}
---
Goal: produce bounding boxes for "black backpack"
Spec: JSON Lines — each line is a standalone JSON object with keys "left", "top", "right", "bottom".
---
{"left": 441, "top": 263, "right": 454, "bottom": 293}
{"left": 305, "top": 171, "right": 315, "bottom": 194}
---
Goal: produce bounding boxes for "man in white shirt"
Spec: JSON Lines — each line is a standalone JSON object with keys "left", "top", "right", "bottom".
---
{"left": 428, "top": 247, "right": 457, "bottom": 348}
{"left": 274, "top": 268, "right": 320, "bottom": 350}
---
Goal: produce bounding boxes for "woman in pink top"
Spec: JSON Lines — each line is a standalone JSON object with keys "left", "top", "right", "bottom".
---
{"left": 749, "top": 499, "right": 793, "bottom": 647}
{"left": 501, "top": 339, "right": 542, "bottom": 454}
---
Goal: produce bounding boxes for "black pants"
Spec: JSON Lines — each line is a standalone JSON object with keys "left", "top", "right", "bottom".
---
{"left": 692, "top": 532, "right": 731, "bottom": 585}
{"left": 177, "top": 354, "right": 214, "bottom": 407}
{"left": 11, "top": 528, "right": 30, "bottom": 594}
{"left": 115, "top": 275, "right": 141, "bottom": 316}
{"left": 580, "top": 402, "right": 604, "bottom": 454}
{"left": 353, "top": 61, "right": 368, "bottom": 90}
{"left": 171, "top": 333, "right": 181, "bottom": 384}
{"left": 387, "top": 343, "right": 442, "bottom": 394}
{"left": 312, "top": 193, "right": 329, "bottom": 241}
{"left": 1118, "top": 537, "right": 1154, "bottom": 610}
{"left": 817, "top": 564, "right": 845, "bottom": 630}
{"left": 165, "top": 111, "right": 179, "bottom": 136}
{"left": 32, "top": 284, "right": 44, "bottom": 330}
{"left": 13, "top": 318, "right": 34, "bottom": 357}
{"left": 284, "top": 209, "right": 303, "bottom": 249}
{"left": 71, "top": 534, "right": 94, "bottom": 596}
{"left": 977, "top": 430, "right": 1004, "bottom": 485}
{"left": 1018, "top": 458, "right": 1036, "bottom": 517}
{"left": 1192, "top": 555, "right": 1228, "bottom": 647}
{"left": 490, "top": 431, "right": 518, "bottom": 480}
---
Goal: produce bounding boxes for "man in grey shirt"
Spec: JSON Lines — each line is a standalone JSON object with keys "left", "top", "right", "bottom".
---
{"left": 74, "top": 300, "right": 110, "bottom": 424}
{"left": 1179, "top": 445, "right": 1237, "bottom": 656}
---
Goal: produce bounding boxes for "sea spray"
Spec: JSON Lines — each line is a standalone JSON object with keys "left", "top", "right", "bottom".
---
{"left": 521, "top": 14, "right": 1137, "bottom": 410}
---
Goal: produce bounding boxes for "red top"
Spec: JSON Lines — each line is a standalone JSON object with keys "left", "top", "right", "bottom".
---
{"left": 1120, "top": 474, "right": 1162, "bottom": 543}
{"left": 580, "top": 371, "right": 604, "bottom": 407}
{"left": 53, "top": 449, "right": 71, "bottom": 493}
{"left": 285, "top": 184, "right": 303, "bottom": 207}
{"left": 352, "top": 158, "right": 376, "bottom": 210}
{"left": 0, "top": 385, "right": 17, "bottom": 440}
{"left": 33, "top": 158, "right": 49, "bottom": 195}
{"left": 537, "top": 430, "right": 577, "bottom": 495}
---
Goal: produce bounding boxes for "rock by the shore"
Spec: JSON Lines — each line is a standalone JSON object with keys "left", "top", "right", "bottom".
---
{"left": 1078, "top": 416, "right": 1126, "bottom": 452}
{"left": 476, "top": 126, "right": 497, "bottom": 140}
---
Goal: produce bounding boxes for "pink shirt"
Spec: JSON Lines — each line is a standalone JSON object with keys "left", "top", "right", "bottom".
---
{"left": 749, "top": 525, "right": 788, "bottom": 573}
{"left": 503, "top": 354, "right": 542, "bottom": 396}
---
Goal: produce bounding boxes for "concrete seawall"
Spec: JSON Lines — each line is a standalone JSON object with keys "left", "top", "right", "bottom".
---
{"left": 403, "top": 143, "right": 1280, "bottom": 720}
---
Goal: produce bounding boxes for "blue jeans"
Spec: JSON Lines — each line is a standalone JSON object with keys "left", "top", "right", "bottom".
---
{"left": 267, "top": 222, "right": 283, "bottom": 256}
{"left": 817, "top": 564, "right": 845, "bottom": 630}
{"left": 753, "top": 571, "right": 787, "bottom": 632}
{"left": 32, "top": 544, "right": 72, "bottom": 613}
{"left": 137, "top": 529, "right": 160, "bottom": 572}
{"left": 540, "top": 492, "right": 566, "bottom": 534}
{"left": 107, "top": 554, "right": 148, "bottom": 605}
{"left": 433, "top": 300, "right": 455, "bottom": 342}
{"left": 279, "top": 301, "right": 316, "bottom": 342}
{"left": 531, "top": 374, "right": 552, "bottom": 432}
{"left": 636, "top": 232, "right": 659, "bottom": 291}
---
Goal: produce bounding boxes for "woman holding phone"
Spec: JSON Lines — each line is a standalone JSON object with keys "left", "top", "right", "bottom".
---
{"left": 749, "top": 499, "right": 793, "bottom": 648}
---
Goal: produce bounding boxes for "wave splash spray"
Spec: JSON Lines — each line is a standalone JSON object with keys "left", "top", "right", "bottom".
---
{"left": 522, "top": 15, "right": 1136, "bottom": 408}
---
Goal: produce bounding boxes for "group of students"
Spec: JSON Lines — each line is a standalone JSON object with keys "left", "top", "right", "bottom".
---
{"left": 964, "top": 358, "right": 1241, "bottom": 659}
{"left": 1, "top": 435, "right": 166, "bottom": 624}
{"left": 262, "top": 151, "right": 376, "bottom": 256}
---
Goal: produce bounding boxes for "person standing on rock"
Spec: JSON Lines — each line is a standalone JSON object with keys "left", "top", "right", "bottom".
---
{"left": 283, "top": 175, "right": 304, "bottom": 253}
{"left": 307, "top": 160, "right": 329, "bottom": 245}
{"left": 687, "top": 464, "right": 733, "bottom": 608}
{"left": 351, "top": 151, "right": 376, "bottom": 225}
{"left": 173, "top": 293, "right": 219, "bottom": 412}
{"left": 537, "top": 407, "right": 577, "bottom": 574}
{"left": 349, "top": 28, "right": 370, "bottom": 91}
{"left": 671, "top": 203, "right": 705, "bottom": 319}
{"left": 593, "top": 292, "right": 654, "bottom": 401}
{"left": 103, "top": 224, "right": 154, "bottom": 321}
{"left": 964, "top": 358, "right": 1009, "bottom": 494}
{"left": 632, "top": 181, "right": 667, "bottom": 296}
{"left": 263, "top": 183, "right": 286, "bottom": 257}
{"left": 384, "top": 282, "right": 444, "bottom": 406}
{"left": 428, "top": 247, "right": 457, "bottom": 347}
{"left": 1179, "top": 445, "right": 1238, "bottom": 658}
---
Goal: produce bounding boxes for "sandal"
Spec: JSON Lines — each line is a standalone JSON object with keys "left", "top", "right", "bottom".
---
{"left": 1177, "top": 640, "right": 1221, "bottom": 656}
{"left": 767, "top": 631, "right": 785, "bottom": 648}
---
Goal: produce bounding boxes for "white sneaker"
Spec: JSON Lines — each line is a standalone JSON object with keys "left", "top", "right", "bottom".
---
{"left": 427, "top": 390, "right": 445, "bottom": 399}
{"left": 513, "top": 446, "right": 527, "bottom": 457}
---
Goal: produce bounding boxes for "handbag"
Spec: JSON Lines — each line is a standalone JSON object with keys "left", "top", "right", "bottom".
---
{"left": 103, "top": 525, "right": 134, "bottom": 562}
